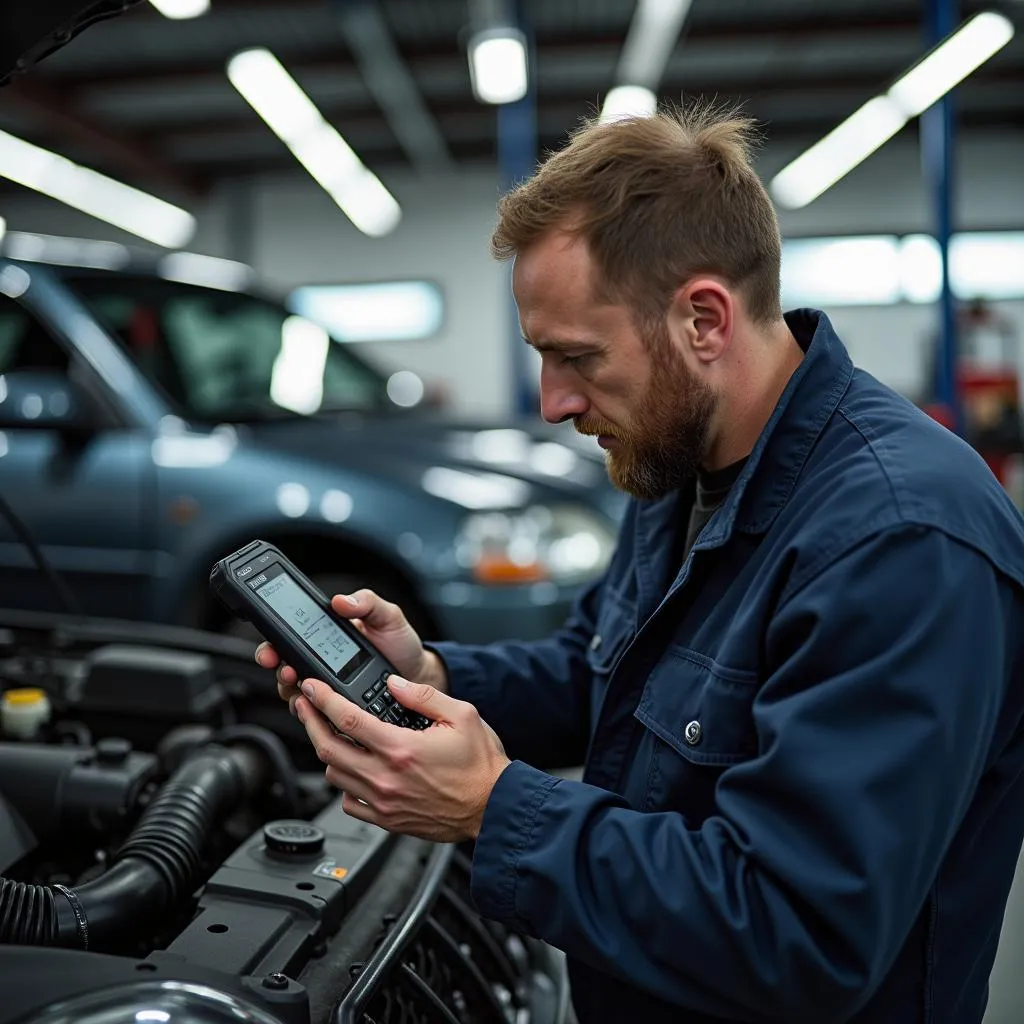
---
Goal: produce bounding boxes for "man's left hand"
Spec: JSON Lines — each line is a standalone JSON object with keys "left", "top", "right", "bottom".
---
{"left": 294, "top": 675, "right": 511, "bottom": 843}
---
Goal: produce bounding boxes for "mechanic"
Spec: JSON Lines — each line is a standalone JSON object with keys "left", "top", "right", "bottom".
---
{"left": 256, "top": 106, "right": 1024, "bottom": 1023}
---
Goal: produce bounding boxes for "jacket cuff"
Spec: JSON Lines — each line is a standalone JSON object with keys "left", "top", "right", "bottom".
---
{"left": 426, "top": 641, "right": 487, "bottom": 703}
{"left": 470, "top": 760, "right": 560, "bottom": 931}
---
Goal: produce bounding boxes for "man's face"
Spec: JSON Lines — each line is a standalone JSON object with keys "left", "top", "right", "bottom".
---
{"left": 513, "top": 230, "right": 717, "bottom": 500}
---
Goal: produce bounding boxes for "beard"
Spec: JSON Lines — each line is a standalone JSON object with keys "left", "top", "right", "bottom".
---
{"left": 575, "top": 325, "right": 717, "bottom": 501}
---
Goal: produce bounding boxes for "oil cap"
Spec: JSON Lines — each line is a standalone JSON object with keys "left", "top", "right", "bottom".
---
{"left": 263, "top": 820, "right": 326, "bottom": 857}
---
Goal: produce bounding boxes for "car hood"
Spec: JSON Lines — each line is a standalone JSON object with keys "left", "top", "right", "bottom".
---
{"left": 238, "top": 413, "right": 627, "bottom": 519}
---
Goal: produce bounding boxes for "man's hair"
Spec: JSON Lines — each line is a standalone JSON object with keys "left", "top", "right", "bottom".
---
{"left": 491, "top": 102, "right": 783, "bottom": 330}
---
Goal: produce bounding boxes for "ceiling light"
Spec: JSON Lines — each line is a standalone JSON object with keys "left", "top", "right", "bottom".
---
{"left": 770, "top": 96, "right": 908, "bottom": 209}
{"left": 148, "top": 0, "right": 209, "bottom": 18}
{"left": 227, "top": 48, "right": 401, "bottom": 237}
{"left": 888, "top": 11, "right": 1014, "bottom": 117}
{"left": 770, "top": 10, "right": 1014, "bottom": 210}
{"left": 600, "top": 85, "right": 658, "bottom": 123}
{"left": 468, "top": 29, "right": 529, "bottom": 105}
{"left": 618, "top": 0, "right": 693, "bottom": 88}
{"left": 0, "top": 129, "right": 195, "bottom": 248}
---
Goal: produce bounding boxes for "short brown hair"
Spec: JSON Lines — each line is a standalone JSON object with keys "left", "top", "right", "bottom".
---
{"left": 491, "top": 102, "right": 783, "bottom": 328}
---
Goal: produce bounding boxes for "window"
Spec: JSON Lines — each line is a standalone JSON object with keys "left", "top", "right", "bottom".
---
{"left": 64, "top": 275, "right": 391, "bottom": 421}
{"left": 780, "top": 231, "right": 1024, "bottom": 307}
{"left": 0, "top": 295, "right": 69, "bottom": 376}
{"left": 289, "top": 281, "right": 444, "bottom": 342}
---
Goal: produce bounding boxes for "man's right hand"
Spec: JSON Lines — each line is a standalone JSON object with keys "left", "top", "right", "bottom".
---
{"left": 254, "top": 589, "right": 449, "bottom": 713}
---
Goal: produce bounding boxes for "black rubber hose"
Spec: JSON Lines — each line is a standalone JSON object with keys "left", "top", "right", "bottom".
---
{"left": 0, "top": 742, "right": 267, "bottom": 949}
{"left": 0, "top": 880, "right": 60, "bottom": 944}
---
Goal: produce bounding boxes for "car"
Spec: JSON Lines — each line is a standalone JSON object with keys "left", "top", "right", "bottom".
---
{"left": 0, "top": 251, "right": 626, "bottom": 644}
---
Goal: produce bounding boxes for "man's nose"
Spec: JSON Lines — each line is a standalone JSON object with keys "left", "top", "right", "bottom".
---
{"left": 539, "top": 369, "right": 589, "bottom": 424}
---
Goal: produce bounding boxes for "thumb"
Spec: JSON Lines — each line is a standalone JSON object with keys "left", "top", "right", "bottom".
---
{"left": 387, "top": 674, "right": 448, "bottom": 716}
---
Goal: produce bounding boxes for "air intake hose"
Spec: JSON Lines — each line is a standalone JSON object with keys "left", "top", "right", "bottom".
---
{"left": 0, "top": 742, "right": 267, "bottom": 949}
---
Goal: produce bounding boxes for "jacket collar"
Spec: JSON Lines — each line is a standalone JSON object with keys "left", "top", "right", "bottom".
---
{"left": 636, "top": 308, "right": 854, "bottom": 557}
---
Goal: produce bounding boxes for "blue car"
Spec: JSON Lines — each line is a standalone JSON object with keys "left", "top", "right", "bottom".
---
{"left": 0, "top": 254, "right": 625, "bottom": 643}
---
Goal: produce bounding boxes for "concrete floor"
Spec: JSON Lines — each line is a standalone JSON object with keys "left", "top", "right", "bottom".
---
{"left": 984, "top": 844, "right": 1024, "bottom": 1023}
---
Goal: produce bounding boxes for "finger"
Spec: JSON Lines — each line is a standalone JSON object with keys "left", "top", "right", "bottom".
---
{"left": 324, "top": 764, "right": 374, "bottom": 803}
{"left": 298, "top": 679, "right": 392, "bottom": 751}
{"left": 340, "top": 789, "right": 381, "bottom": 826}
{"left": 276, "top": 663, "right": 299, "bottom": 687}
{"left": 255, "top": 642, "right": 280, "bottom": 669}
{"left": 287, "top": 691, "right": 299, "bottom": 717}
{"left": 387, "top": 676, "right": 462, "bottom": 722}
{"left": 331, "top": 591, "right": 403, "bottom": 631}
{"left": 296, "top": 696, "right": 374, "bottom": 769}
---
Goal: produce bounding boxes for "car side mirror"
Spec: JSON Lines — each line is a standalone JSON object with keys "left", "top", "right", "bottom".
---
{"left": 0, "top": 369, "right": 89, "bottom": 432}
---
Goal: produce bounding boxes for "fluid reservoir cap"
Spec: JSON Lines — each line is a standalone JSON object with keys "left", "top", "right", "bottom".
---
{"left": 264, "top": 820, "right": 325, "bottom": 856}
{"left": 96, "top": 737, "right": 132, "bottom": 766}
{"left": 1, "top": 687, "right": 51, "bottom": 738}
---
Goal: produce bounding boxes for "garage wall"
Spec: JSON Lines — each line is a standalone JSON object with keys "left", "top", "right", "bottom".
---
{"left": 2, "top": 129, "right": 1022, "bottom": 417}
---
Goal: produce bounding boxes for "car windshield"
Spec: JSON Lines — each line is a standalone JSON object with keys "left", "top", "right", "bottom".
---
{"left": 64, "top": 274, "right": 391, "bottom": 422}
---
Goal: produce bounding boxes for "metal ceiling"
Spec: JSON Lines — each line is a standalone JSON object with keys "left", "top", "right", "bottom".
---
{"left": 0, "top": 0, "right": 1021, "bottom": 202}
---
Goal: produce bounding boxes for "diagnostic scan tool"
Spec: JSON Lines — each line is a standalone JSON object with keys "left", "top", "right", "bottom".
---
{"left": 211, "top": 540, "right": 430, "bottom": 730}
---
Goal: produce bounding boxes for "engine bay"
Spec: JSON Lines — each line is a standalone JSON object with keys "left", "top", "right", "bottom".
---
{"left": 0, "top": 608, "right": 567, "bottom": 1024}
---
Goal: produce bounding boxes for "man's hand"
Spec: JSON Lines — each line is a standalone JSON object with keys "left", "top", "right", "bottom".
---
{"left": 254, "top": 589, "right": 448, "bottom": 714}
{"left": 295, "top": 675, "right": 510, "bottom": 843}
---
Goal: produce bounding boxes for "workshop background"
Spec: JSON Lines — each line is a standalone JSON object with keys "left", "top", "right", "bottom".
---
{"left": 0, "top": 1, "right": 1022, "bottom": 1021}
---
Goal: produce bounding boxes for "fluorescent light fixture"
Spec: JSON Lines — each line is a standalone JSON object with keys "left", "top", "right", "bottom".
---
{"left": 269, "top": 315, "right": 330, "bottom": 414}
{"left": 771, "top": 11, "right": 1014, "bottom": 210}
{"left": 159, "top": 251, "right": 253, "bottom": 291}
{"left": 781, "top": 236, "right": 903, "bottom": 306}
{"left": 771, "top": 96, "right": 907, "bottom": 209}
{"left": 148, "top": 0, "right": 209, "bottom": 18}
{"left": 0, "top": 129, "right": 195, "bottom": 248}
{"left": 600, "top": 85, "right": 658, "bottom": 123}
{"left": 2, "top": 230, "right": 131, "bottom": 269}
{"left": 468, "top": 29, "right": 529, "bottom": 105}
{"left": 227, "top": 48, "right": 401, "bottom": 237}
{"left": 951, "top": 232, "right": 1024, "bottom": 300}
{"left": 888, "top": 12, "right": 1014, "bottom": 118}
{"left": 618, "top": 0, "right": 693, "bottom": 88}
{"left": 289, "top": 281, "right": 444, "bottom": 342}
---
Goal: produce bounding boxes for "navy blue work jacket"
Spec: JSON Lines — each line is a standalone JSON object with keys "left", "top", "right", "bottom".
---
{"left": 434, "top": 309, "right": 1024, "bottom": 1023}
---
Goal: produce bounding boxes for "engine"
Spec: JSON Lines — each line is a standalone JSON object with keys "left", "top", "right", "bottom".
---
{"left": 0, "top": 608, "right": 567, "bottom": 1024}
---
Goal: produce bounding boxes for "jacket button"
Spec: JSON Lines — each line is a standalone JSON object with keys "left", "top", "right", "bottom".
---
{"left": 590, "top": 633, "right": 602, "bottom": 651}
{"left": 684, "top": 720, "right": 702, "bottom": 746}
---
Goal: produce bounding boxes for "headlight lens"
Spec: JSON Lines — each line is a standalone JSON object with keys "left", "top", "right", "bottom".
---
{"left": 454, "top": 505, "right": 615, "bottom": 586}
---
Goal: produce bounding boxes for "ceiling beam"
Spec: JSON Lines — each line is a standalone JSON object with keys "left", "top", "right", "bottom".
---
{"left": 334, "top": 0, "right": 454, "bottom": 173}
{"left": 1, "top": 78, "right": 200, "bottom": 197}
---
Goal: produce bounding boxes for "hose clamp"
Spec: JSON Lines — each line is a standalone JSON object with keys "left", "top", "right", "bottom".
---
{"left": 53, "top": 883, "right": 89, "bottom": 950}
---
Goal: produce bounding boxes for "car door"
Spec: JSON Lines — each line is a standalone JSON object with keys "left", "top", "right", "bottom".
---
{"left": 0, "top": 272, "right": 152, "bottom": 620}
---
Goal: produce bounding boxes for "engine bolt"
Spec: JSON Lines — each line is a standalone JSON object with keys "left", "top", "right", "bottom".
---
{"left": 262, "top": 972, "right": 289, "bottom": 990}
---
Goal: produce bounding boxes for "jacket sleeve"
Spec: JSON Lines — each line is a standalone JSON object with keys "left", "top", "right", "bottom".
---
{"left": 470, "top": 526, "right": 1016, "bottom": 1022}
{"left": 428, "top": 570, "right": 602, "bottom": 768}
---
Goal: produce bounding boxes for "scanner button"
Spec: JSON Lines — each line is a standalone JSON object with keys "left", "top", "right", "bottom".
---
{"left": 362, "top": 687, "right": 375, "bottom": 702}
{"left": 372, "top": 677, "right": 387, "bottom": 694}
{"left": 368, "top": 699, "right": 385, "bottom": 716}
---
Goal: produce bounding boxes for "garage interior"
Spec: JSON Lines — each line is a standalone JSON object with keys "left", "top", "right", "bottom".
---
{"left": 0, "top": 1, "right": 1023, "bottom": 1022}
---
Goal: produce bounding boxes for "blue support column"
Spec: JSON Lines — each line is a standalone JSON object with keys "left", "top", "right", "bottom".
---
{"left": 921, "top": 0, "right": 961, "bottom": 433}
{"left": 496, "top": 0, "right": 538, "bottom": 419}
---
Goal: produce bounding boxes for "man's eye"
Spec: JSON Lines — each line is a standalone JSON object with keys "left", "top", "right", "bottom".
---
{"left": 562, "top": 353, "right": 591, "bottom": 368}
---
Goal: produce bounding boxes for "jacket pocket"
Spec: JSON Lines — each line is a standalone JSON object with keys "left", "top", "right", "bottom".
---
{"left": 585, "top": 587, "right": 635, "bottom": 678}
{"left": 635, "top": 647, "right": 759, "bottom": 767}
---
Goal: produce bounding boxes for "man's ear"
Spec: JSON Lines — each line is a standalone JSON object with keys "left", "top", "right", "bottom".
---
{"left": 666, "top": 278, "right": 734, "bottom": 365}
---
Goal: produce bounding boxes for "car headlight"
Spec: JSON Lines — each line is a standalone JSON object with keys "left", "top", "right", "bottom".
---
{"left": 453, "top": 505, "right": 615, "bottom": 586}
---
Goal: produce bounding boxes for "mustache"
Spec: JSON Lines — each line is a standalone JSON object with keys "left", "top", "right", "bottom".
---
{"left": 574, "top": 418, "right": 618, "bottom": 438}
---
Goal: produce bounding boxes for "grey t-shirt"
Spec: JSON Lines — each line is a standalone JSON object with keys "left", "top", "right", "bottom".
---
{"left": 682, "top": 459, "right": 748, "bottom": 560}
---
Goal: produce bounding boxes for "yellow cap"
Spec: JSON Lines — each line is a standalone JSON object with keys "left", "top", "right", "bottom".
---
{"left": 3, "top": 688, "right": 47, "bottom": 707}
